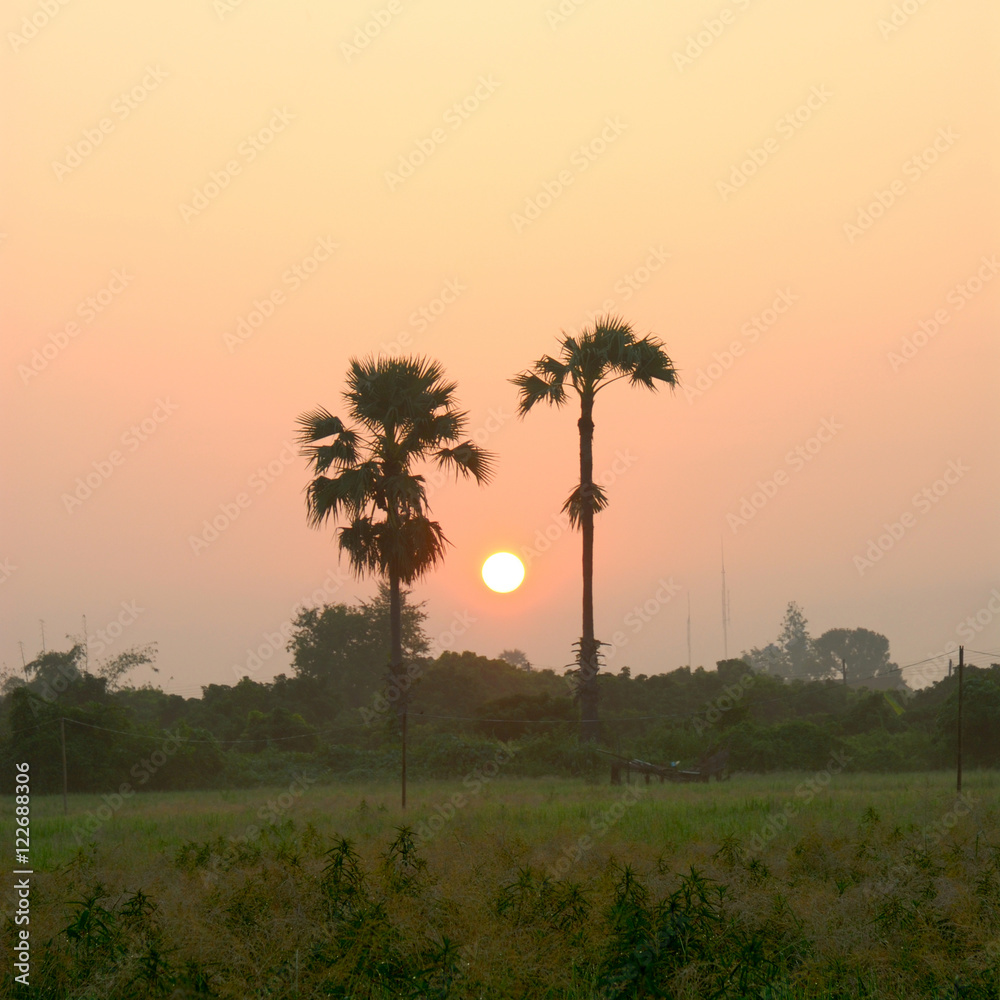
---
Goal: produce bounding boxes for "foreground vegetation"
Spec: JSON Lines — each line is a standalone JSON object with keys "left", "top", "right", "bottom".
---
{"left": 4, "top": 772, "right": 1000, "bottom": 998}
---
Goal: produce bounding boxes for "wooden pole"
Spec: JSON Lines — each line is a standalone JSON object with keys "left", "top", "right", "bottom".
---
{"left": 401, "top": 705, "right": 407, "bottom": 810}
{"left": 60, "top": 717, "right": 68, "bottom": 815}
{"left": 957, "top": 646, "right": 964, "bottom": 793}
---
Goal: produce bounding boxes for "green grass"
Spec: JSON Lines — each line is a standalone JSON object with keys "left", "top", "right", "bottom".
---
{"left": 4, "top": 771, "right": 1000, "bottom": 997}
{"left": 16, "top": 771, "right": 997, "bottom": 869}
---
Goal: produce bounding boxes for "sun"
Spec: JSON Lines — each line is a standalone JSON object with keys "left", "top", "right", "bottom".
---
{"left": 481, "top": 552, "right": 525, "bottom": 593}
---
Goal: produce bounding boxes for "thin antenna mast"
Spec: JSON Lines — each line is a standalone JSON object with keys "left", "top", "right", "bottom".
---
{"left": 686, "top": 592, "right": 692, "bottom": 668}
{"left": 720, "top": 541, "right": 731, "bottom": 659}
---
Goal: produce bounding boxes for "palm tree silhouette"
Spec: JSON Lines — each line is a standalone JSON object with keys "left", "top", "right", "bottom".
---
{"left": 512, "top": 317, "right": 677, "bottom": 742}
{"left": 298, "top": 356, "right": 494, "bottom": 803}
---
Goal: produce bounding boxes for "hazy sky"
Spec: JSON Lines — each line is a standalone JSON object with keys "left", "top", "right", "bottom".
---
{"left": 3, "top": 0, "right": 998, "bottom": 698}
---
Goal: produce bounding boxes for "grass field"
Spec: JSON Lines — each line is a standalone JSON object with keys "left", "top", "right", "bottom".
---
{"left": 4, "top": 770, "right": 1000, "bottom": 998}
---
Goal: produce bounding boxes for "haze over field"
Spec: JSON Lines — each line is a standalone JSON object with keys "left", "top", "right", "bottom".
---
{"left": 2, "top": 0, "right": 998, "bottom": 695}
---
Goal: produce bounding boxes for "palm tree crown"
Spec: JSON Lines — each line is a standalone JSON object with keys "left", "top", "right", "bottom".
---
{"left": 298, "top": 355, "right": 494, "bottom": 585}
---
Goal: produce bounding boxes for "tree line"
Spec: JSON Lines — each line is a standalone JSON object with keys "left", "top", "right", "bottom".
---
{"left": 2, "top": 588, "right": 994, "bottom": 795}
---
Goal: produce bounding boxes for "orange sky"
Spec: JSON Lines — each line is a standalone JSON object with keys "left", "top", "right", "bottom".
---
{"left": 3, "top": 0, "right": 998, "bottom": 696}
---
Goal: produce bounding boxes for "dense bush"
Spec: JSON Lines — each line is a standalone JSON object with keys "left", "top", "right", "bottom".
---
{"left": 4, "top": 648, "right": 999, "bottom": 791}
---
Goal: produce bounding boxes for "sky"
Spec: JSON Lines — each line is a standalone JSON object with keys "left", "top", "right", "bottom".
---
{"left": 2, "top": 0, "right": 998, "bottom": 699}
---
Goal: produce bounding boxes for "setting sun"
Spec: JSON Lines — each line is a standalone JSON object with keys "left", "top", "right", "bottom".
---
{"left": 481, "top": 552, "right": 525, "bottom": 593}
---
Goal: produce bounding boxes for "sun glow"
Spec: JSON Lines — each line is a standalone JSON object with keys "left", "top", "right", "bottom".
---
{"left": 481, "top": 552, "right": 525, "bottom": 593}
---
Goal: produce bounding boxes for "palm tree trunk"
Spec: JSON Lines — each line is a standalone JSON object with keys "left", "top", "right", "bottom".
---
{"left": 578, "top": 391, "right": 600, "bottom": 743}
{"left": 389, "top": 570, "right": 407, "bottom": 808}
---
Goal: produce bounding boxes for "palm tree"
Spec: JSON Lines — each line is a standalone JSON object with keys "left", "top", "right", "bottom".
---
{"left": 298, "top": 356, "right": 494, "bottom": 805}
{"left": 511, "top": 316, "right": 677, "bottom": 742}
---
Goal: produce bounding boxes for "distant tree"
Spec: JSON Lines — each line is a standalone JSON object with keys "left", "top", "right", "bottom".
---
{"left": 778, "top": 602, "right": 815, "bottom": 679}
{"left": 96, "top": 643, "right": 158, "bottom": 692}
{"left": 742, "top": 603, "right": 829, "bottom": 680}
{"left": 0, "top": 662, "right": 25, "bottom": 696}
{"left": 741, "top": 642, "right": 785, "bottom": 676}
{"left": 512, "top": 316, "right": 677, "bottom": 742}
{"left": 21, "top": 645, "right": 107, "bottom": 708}
{"left": 498, "top": 648, "right": 532, "bottom": 671}
{"left": 298, "top": 355, "right": 494, "bottom": 806}
{"left": 362, "top": 582, "right": 430, "bottom": 662}
{"left": 814, "top": 627, "right": 898, "bottom": 686}
{"left": 288, "top": 586, "right": 428, "bottom": 709}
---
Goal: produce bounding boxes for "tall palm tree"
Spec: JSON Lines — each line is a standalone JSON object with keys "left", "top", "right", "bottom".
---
{"left": 298, "top": 356, "right": 494, "bottom": 805}
{"left": 511, "top": 317, "right": 677, "bottom": 742}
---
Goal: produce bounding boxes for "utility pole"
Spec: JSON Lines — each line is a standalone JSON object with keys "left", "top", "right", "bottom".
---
{"left": 60, "top": 717, "right": 69, "bottom": 815}
{"left": 686, "top": 592, "right": 692, "bottom": 668}
{"left": 18, "top": 642, "right": 28, "bottom": 681}
{"left": 401, "top": 703, "right": 408, "bottom": 810}
{"left": 957, "top": 645, "right": 964, "bottom": 793}
{"left": 720, "top": 541, "right": 731, "bottom": 659}
{"left": 39, "top": 619, "right": 46, "bottom": 653}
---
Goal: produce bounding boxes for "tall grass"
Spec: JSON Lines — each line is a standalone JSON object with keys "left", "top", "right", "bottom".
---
{"left": 4, "top": 771, "right": 999, "bottom": 997}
